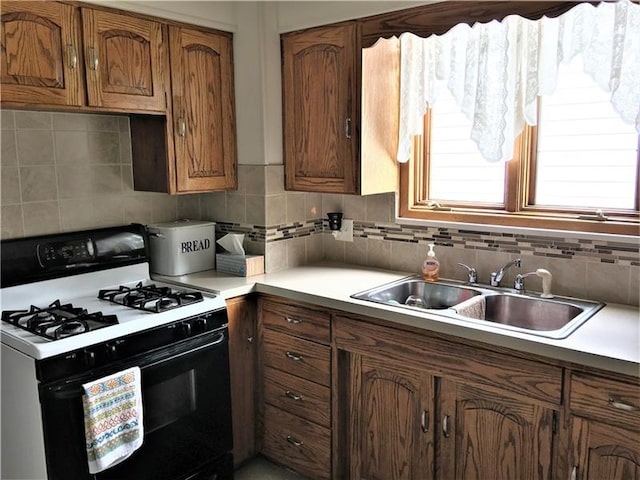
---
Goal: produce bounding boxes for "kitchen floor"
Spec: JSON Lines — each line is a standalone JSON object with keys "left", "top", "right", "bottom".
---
{"left": 235, "top": 456, "right": 308, "bottom": 480}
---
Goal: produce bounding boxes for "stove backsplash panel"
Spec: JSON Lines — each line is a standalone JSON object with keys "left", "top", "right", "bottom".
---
{"left": 1, "top": 110, "right": 202, "bottom": 239}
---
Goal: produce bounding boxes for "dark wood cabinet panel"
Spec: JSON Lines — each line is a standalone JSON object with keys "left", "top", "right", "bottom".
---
{"left": 439, "top": 379, "right": 555, "bottom": 480}
{"left": 570, "top": 417, "right": 640, "bottom": 480}
{"left": 81, "top": 8, "right": 167, "bottom": 111}
{"left": 282, "top": 23, "right": 357, "bottom": 193}
{"left": 345, "top": 352, "right": 435, "bottom": 480}
{"left": 169, "top": 26, "right": 236, "bottom": 193}
{"left": 226, "top": 296, "right": 257, "bottom": 467}
{"left": 1, "top": 1, "right": 83, "bottom": 106}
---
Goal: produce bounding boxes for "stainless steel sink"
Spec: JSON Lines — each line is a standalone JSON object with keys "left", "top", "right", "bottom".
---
{"left": 351, "top": 276, "right": 604, "bottom": 339}
{"left": 466, "top": 293, "right": 604, "bottom": 339}
{"left": 351, "top": 276, "right": 482, "bottom": 310}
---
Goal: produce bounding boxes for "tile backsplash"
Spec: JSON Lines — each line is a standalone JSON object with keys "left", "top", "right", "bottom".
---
{"left": 1, "top": 110, "right": 202, "bottom": 238}
{"left": 1, "top": 110, "right": 637, "bottom": 306}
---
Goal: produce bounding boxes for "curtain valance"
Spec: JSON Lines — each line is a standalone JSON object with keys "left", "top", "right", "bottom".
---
{"left": 396, "top": 0, "right": 640, "bottom": 163}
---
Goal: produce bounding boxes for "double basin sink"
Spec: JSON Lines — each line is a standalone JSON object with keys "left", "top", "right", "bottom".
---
{"left": 351, "top": 276, "right": 604, "bottom": 339}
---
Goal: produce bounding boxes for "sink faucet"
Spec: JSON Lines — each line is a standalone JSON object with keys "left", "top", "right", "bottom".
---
{"left": 514, "top": 268, "right": 553, "bottom": 298}
{"left": 457, "top": 263, "right": 478, "bottom": 284}
{"left": 490, "top": 258, "right": 521, "bottom": 287}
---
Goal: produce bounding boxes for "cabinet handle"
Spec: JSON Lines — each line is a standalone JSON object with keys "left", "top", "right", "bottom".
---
{"left": 286, "top": 435, "right": 304, "bottom": 447}
{"left": 442, "top": 415, "right": 450, "bottom": 438}
{"left": 178, "top": 118, "right": 186, "bottom": 138}
{"left": 608, "top": 397, "right": 637, "bottom": 411}
{"left": 286, "top": 316, "right": 302, "bottom": 325}
{"left": 421, "top": 410, "right": 429, "bottom": 433}
{"left": 345, "top": 117, "right": 352, "bottom": 139}
{"left": 88, "top": 46, "right": 98, "bottom": 71}
{"left": 285, "top": 351, "right": 303, "bottom": 361}
{"left": 570, "top": 465, "right": 577, "bottom": 480}
{"left": 285, "top": 390, "right": 302, "bottom": 401}
{"left": 67, "top": 45, "right": 77, "bottom": 69}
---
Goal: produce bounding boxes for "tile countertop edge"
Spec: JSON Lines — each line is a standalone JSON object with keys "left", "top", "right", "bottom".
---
{"left": 153, "top": 264, "right": 640, "bottom": 378}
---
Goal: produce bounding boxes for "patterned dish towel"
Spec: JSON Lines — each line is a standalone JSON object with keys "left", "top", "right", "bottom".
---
{"left": 82, "top": 366, "right": 144, "bottom": 474}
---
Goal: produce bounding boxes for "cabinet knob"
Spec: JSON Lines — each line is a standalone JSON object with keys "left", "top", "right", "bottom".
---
{"left": 608, "top": 397, "right": 637, "bottom": 412}
{"left": 286, "top": 435, "right": 304, "bottom": 447}
{"left": 421, "top": 410, "right": 429, "bottom": 433}
{"left": 285, "top": 351, "right": 303, "bottom": 361}
{"left": 67, "top": 45, "right": 78, "bottom": 69}
{"left": 285, "top": 390, "right": 303, "bottom": 401}
{"left": 247, "top": 336, "right": 254, "bottom": 344}
{"left": 88, "top": 46, "right": 98, "bottom": 71}
{"left": 442, "top": 415, "right": 450, "bottom": 438}
{"left": 570, "top": 465, "right": 577, "bottom": 480}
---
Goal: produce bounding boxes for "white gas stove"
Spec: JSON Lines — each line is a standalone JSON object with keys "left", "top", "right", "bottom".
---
{"left": 1, "top": 224, "right": 234, "bottom": 480}
{"left": 1, "top": 262, "right": 225, "bottom": 360}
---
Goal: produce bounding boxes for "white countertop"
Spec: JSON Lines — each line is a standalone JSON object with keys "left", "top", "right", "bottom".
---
{"left": 153, "top": 263, "right": 640, "bottom": 378}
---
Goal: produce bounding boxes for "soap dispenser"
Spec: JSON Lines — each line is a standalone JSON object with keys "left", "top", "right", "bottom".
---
{"left": 422, "top": 243, "right": 440, "bottom": 282}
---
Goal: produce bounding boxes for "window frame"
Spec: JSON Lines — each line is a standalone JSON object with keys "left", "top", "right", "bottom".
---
{"left": 395, "top": 5, "right": 640, "bottom": 237}
{"left": 400, "top": 116, "right": 639, "bottom": 234}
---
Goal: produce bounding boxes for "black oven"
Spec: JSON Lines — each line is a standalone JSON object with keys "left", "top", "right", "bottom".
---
{"left": 37, "top": 313, "right": 233, "bottom": 480}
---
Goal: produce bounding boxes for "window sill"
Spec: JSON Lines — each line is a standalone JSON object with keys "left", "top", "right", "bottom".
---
{"left": 396, "top": 214, "right": 640, "bottom": 245}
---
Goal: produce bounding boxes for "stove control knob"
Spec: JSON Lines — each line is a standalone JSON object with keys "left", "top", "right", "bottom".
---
{"left": 195, "top": 317, "right": 208, "bottom": 333}
{"left": 106, "top": 342, "right": 118, "bottom": 359}
{"left": 84, "top": 349, "right": 96, "bottom": 368}
{"left": 180, "top": 321, "right": 192, "bottom": 338}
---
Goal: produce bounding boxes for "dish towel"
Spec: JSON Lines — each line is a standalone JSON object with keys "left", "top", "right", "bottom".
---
{"left": 452, "top": 296, "right": 486, "bottom": 320}
{"left": 82, "top": 366, "right": 144, "bottom": 474}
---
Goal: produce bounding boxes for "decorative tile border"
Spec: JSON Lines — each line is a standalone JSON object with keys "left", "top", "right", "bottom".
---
{"left": 215, "top": 220, "right": 639, "bottom": 266}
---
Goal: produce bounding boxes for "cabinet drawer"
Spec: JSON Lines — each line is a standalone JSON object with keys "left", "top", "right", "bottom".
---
{"left": 263, "top": 330, "right": 331, "bottom": 386}
{"left": 263, "top": 404, "right": 331, "bottom": 480}
{"left": 262, "top": 300, "right": 330, "bottom": 343}
{"left": 264, "top": 367, "right": 331, "bottom": 428}
{"left": 570, "top": 372, "right": 640, "bottom": 431}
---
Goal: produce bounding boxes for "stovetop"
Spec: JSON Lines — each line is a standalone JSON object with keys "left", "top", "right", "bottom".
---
{"left": 0, "top": 263, "right": 226, "bottom": 360}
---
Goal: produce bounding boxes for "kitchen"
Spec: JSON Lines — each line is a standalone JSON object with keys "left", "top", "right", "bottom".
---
{"left": 1, "top": 1, "right": 639, "bottom": 479}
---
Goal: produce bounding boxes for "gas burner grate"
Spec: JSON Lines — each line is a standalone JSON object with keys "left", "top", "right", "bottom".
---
{"left": 1, "top": 300, "right": 118, "bottom": 340}
{"left": 98, "top": 282, "right": 203, "bottom": 313}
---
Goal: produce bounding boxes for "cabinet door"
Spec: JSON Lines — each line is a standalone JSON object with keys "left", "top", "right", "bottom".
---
{"left": 439, "top": 379, "right": 556, "bottom": 480}
{"left": 282, "top": 23, "right": 357, "bottom": 193}
{"left": 226, "top": 296, "right": 257, "bottom": 467}
{"left": 346, "top": 353, "right": 435, "bottom": 480}
{"left": 82, "top": 8, "right": 167, "bottom": 111}
{"left": 570, "top": 417, "right": 640, "bottom": 480}
{"left": 169, "top": 26, "right": 237, "bottom": 193}
{"left": 1, "top": 1, "right": 83, "bottom": 106}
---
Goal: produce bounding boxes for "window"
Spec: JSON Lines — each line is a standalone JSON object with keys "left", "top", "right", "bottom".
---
{"left": 399, "top": 5, "right": 640, "bottom": 236}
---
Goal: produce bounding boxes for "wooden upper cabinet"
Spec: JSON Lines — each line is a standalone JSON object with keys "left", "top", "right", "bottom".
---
{"left": 81, "top": 9, "right": 167, "bottom": 111}
{"left": 282, "top": 23, "right": 358, "bottom": 193}
{"left": 0, "top": 1, "right": 83, "bottom": 106}
{"left": 169, "top": 26, "right": 236, "bottom": 192}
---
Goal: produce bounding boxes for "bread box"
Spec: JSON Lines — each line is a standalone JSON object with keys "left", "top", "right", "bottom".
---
{"left": 147, "top": 220, "right": 215, "bottom": 276}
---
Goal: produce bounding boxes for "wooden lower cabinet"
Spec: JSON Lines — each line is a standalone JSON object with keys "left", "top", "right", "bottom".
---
{"left": 439, "top": 379, "right": 555, "bottom": 480}
{"left": 570, "top": 418, "right": 640, "bottom": 480}
{"left": 335, "top": 314, "right": 561, "bottom": 480}
{"left": 344, "top": 352, "right": 435, "bottom": 479}
{"left": 226, "top": 296, "right": 257, "bottom": 467}
{"left": 568, "top": 371, "right": 640, "bottom": 480}
{"left": 259, "top": 297, "right": 332, "bottom": 479}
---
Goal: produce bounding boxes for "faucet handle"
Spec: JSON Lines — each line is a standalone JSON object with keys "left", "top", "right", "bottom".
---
{"left": 457, "top": 263, "right": 478, "bottom": 284}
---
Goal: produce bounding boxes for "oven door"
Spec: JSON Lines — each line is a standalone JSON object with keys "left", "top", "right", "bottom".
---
{"left": 38, "top": 329, "right": 233, "bottom": 480}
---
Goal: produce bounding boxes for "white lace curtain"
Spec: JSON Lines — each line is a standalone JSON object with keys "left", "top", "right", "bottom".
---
{"left": 396, "top": 0, "right": 640, "bottom": 163}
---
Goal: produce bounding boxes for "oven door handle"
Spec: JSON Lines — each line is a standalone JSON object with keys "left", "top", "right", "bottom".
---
{"left": 41, "top": 331, "right": 227, "bottom": 400}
